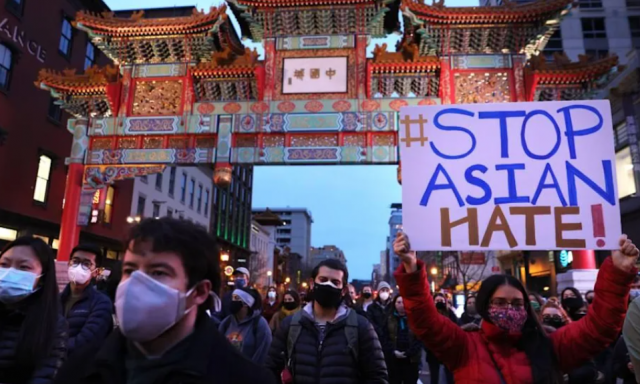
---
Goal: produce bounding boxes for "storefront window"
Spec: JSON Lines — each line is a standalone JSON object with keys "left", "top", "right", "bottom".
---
{"left": 616, "top": 147, "right": 637, "bottom": 198}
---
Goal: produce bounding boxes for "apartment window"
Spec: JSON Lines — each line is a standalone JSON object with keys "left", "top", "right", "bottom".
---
{"left": 544, "top": 29, "right": 563, "bottom": 58}
{"left": 578, "top": 0, "right": 602, "bottom": 8}
{"left": 582, "top": 18, "right": 607, "bottom": 39}
{"left": 140, "top": 175, "right": 148, "bottom": 183}
{"left": 59, "top": 18, "right": 73, "bottom": 57}
{"left": 136, "top": 195, "right": 146, "bottom": 217}
{"left": 180, "top": 173, "right": 187, "bottom": 203}
{"left": 0, "top": 44, "right": 12, "bottom": 90}
{"left": 155, "top": 172, "right": 163, "bottom": 191}
{"left": 47, "top": 97, "right": 62, "bottom": 123}
{"left": 33, "top": 155, "right": 52, "bottom": 203}
{"left": 152, "top": 203, "right": 160, "bottom": 218}
{"left": 189, "top": 179, "right": 195, "bottom": 208}
{"left": 277, "top": 229, "right": 292, "bottom": 235}
{"left": 204, "top": 189, "right": 210, "bottom": 217}
{"left": 104, "top": 186, "right": 114, "bottom": 224}
{"left": 615, "top": 122, "right": 630, "bottom": 148}
{"left": 84, "top": 42, "right": 95, "bottom": 70}
{"left": 167, "top": 207, "right": 173, "bottom": 218}
{"left": 6, "top": 0, "right": 24, "bottom": 15}
{"left": 585, "top": 49, "right": 609, "bottom": 59}
{"left": 616, "top": 147, "right": 637, "bottom": 198}
{"left": 197, "top": 184, "right": 203, "bottom": 213}
{"left": 168, "top": 167, "right": 176, "bottom": 196}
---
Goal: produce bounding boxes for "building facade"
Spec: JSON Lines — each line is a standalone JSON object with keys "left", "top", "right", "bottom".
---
{"left": 250, "top": 209, "right": 282, "bottom": 290}
{"left": 252, "top": 208, "right": 313, "bottom": 267}
{"left": 0, "top": 0, "right": 136, "bottom": 256}
{"left": 130, "top": 166, "right": 214, "bottom": 230}
{"left": 309, "top": 245, "right": 346, "bottom": 268}
{"left": 386, "top": 203, "right": 403, "bottom": 285}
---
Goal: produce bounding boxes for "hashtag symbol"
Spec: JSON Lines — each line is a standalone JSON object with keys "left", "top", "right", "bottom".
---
{"left": 400, "top": 114, "right": 429, "bottom": 148}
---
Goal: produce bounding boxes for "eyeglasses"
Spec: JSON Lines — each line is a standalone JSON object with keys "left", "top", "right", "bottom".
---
{"left": 70, "top": 258, "right": 95, "bottom": 271}
{"left": 490, "top": 298, "right": 525, "bottom": 309}
{"left": 542, "top": 314, "right": 564, "bottom": 322}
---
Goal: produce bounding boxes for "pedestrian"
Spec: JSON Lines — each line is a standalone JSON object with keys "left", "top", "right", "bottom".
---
{"left": 381, "top": 295, "right": 422, "bottom": 384}
{"left": 266, "top": 258, "right": 388, "bottom": 384}
{"left": 219, "top": 267, "right": 251, "bottom": 320}
{"left": 0, "top": 236, "right": 67, "bottom": 384}
{"left": 460, "top": 294, "right": 481, "bottom": 327}
{"left": 219, "top": 287, "right": 273, "bottom": 365}
{"left": 434, "top": 293, "right": 459, "bottom": 324}
{"left": 561, "top": 287, "right": 587, "bottom": 321}
{"left": 631, "top": 276, "right": 640, "bottom": 303}
{"left": 613, "top": 335, "right": 636, "bottom": 384}
{"left": 585, "top": 290, "right": 595, "bottom": 305}
{"left": 427, "top": 293, "right": 455, "bottom": 384}
{"left": 368, "top": 281, "right": 393, "bottom": 336}
{"left": 347, "top": 284, "right": 358, "bottom": 305}
{"left": 81, "top": 217, "right": 275, "bottom": 384}
{"left": 393, "top": 232, "right": 639, "bottom": 383}
{"left": 269, "top": 289, "right": 300, "bottom": 334}
{"left": 624, "top": 296, "right": 640, "bottom": 383}
{"left": 263, "top": 286, "right": 280, "bottom": 323}
{"left": 528, "top": 292, "right": 545, "bottom": 314}
{"left": 356, "top": 285, "right": 375, "bottom": 313}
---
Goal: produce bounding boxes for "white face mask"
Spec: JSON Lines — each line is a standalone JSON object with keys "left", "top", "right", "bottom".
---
{"left": 379, "top": 291, "right": 390, "bottom": 301}
{"left": 0, "top": 268, "right": 39, "bottom": 304}
{"left": 68, "top": 264, "right": 92, "bottom": 285}
{"left": 115, "top": 271, "right": 196, "bottom": 342}
{"left": 268, "top": 291, "right": 276, "bottom": 300}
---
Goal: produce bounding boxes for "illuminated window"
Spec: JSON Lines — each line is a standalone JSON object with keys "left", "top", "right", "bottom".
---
{"left": 616, "top": 147, "right": 637, "bottom": 198}
{"left": 59, "top": 18, "right": 73, "bottom": 57}
{"left": 0, "top": 227, "right": 17, "bottom": 241}
{"left": 91, "top": 189, "right": 100, "bottom": 223}
{"left": 84, "top": 42, "right": 95, "bottom": 70}
{"left": 104, "top": 186, "right": 114, "bottom": 223}
{"left": 33, "top": 155, "right": 52, "bottom": 203}
{"left": 0, "top": 44, "right": 12, "bottom": 90}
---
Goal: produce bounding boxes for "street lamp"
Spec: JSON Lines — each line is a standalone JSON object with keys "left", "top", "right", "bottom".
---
{"left": 126, "top": 216, "right": 134, "bottom": 223}
{"left": 285, "top": 277, "right": 291, "bottom": 284}
{"left": 430, "top": 267, "right": 438, "bottom": 276}
{"left": 267, "top": 271, "right": 272, "bottom": 276}
{"left": 302, "top": 282, "right": 308, "bottom": 288}
{"left": 220, "top": 253, "right": 229, "bottom": 262}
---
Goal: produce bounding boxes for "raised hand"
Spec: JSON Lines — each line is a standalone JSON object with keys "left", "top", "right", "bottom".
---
{"left": 612, "top": 235, "right": 639, "bottom": 273}
{"left": 393, "top": 232, "right": 418, "bottom": 273}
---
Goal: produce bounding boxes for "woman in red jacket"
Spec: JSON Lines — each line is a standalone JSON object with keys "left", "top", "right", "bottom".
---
{"left": 393, "top": 232, "right": 639, "bottom": 384}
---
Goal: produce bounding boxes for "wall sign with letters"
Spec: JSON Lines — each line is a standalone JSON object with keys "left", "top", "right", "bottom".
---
{"left": 0, "top": 17, "right": 47, "bottom": 63}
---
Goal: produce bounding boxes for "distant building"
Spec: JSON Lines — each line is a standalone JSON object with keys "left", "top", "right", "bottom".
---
{"left": 309, "top": 245, "right": 346, "bottom": 267}
{"left": 371, "top": 263, "right": 381, "bottom": 289}
{"left": 379, "top": 250, "right": 389, "bottom": 283}
{"left": 252, "top": 208, "right": 313, "bottom": 267}
{"left": 386, "top": 203, "right": 403, "bottom": 285}
{"left": 251, "top": 209, "right": 282, "bottom": 290}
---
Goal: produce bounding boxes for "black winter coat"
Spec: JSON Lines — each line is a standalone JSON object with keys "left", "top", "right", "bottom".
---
{"left": 79, "top": 314, "right": 276, "bottom": 384}
{"left": 366, "top": 300, "right": 391, "bottom": 338}
{"left": 266, "top": 306, "right": 388, "bottom": 384}
{"left": 613, "top": 336, "right": 636, "bottom": 384}
{"left": 0, "top": 307, "right": 67, "bottom": 384}
{"left": 60, "top": 284, "right": 113, "bottom": 354}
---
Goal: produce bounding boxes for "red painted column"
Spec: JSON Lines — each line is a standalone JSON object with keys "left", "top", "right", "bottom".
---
{"left": 57, "top": 163, "right": 83, "bottom": 262}
{"left": 572, "top": 250, "right": 597, "bottom": 270}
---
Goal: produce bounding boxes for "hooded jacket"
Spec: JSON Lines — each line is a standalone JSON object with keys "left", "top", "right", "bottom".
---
{"left": 60, "top": 284, "right": 113, "bottom": 354}
{"left": 266, "top": 303, "right": 388, "bottom": 384}
{"left": 219, "top": 309, "right": 272, "bottom": 365}
{"left": 395, "top": 258, "right": 635, "bottom": 384}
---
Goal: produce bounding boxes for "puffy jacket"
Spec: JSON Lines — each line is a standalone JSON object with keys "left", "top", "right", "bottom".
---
{"left": 266, "top": 303, "right": 389, "bottom": 384}
{"left": 613, "top": 336, "right": 636, "bottom": 384}
{"left": 60, "top": 284, "right": 113, "bottom": 354}
{"left": 395, "top": 258, "right": 635, "bottom": 384}
{"left": 381, "top": 312, "right": 423, "bottom": 363}
{"left": 367, "top": 300, "right": 391, "bottom": 337}
{"left": 0, "top": 307, "right": 67, "bottom": 384}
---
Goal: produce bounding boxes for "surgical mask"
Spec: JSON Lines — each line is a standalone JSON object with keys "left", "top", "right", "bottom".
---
{"left": 0, "top": 268, "right": 39, "bottom": 304}
{"left": 379, "top": 292, "right": 390, "bottom": 301}
{"left": 115, "top": 271, "right": 196, "bottom": 342}
{"left": 631, "top": 289, "right": 640, "bottom": 301}
{"left": 487, "top": 306, "right": 527, "bottom": 332}
{"left": 268, "top": 291, "right": 276, "bottom": 300}
{"left": 235, "top": 278, "right": 247, "bottom": 289}
{"left": 313, "top": 282, "right": 343, "bottom": 309}
{"left": 530, "top": 301, "right": 541, "bottom": 312}
{"left": 68, "top": 264, "right": 92, "bottom": 285}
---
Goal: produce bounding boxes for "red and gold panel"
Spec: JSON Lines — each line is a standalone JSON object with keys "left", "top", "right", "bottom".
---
{"left": 117, "top": 137, "right": 137, "bottom": 149}
{"left": 263, "top": 135, "right": 285, "bottom": 147}
{"left": 291, "top": 134, "right": 338, "bottom": 147}
{"left": 168, "top": 137, "right": 189, "bottom": 149}
{"left": 92, "top": 138, "right": 114, "bottom": 150}
{"left": 454, "top": 71, "right": 512, "bottom": 104}
{"left": 131, "top": 79, "right": 184, "bottom": 116}
{"left": 143, "top": 137, "right": 163, "bottom": 149}
{"left": 344, "top": 133, "right": 365, "bottom": 147}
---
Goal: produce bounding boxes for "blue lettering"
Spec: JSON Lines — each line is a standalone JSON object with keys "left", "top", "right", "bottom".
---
{"left": 464, "top": 164, "right": 492, "bottom": 205}
{"left": 431, "top": 108, "right": 476, "bottom": 160}
{"left": 566, "top": 160, "right": 616, "bottom": 206}
{"left": 532, "top": 163, "right": 567, "bottom": 206}
{"left": 494, "top": 164, "right": 530, "bottom": 204}
{"left": 478, "top": 111, "right": 526, "bottom": 159}
{"left": 521, "top": 110, "right": 561, "bottom": 160}
{"left": 420, "top": 163, "right": 465, "bottom": 207}
{"left": 558, "top": 104, "right": 603, "bottom": 160}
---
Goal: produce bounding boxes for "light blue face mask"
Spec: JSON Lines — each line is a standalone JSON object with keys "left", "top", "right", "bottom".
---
{"left": 0, "top": 267, "right": 40, "bottom": 304}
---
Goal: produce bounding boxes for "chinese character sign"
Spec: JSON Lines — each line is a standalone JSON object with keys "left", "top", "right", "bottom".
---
{"left": 282, "top": 57, "right": 347, "bottom": 94}
{"left": 399, "top": 100, "right": 620, "bottom": 251}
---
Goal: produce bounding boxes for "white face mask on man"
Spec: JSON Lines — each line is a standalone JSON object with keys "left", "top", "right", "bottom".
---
{"left": 68, "top": 264, "right": 92, "bottom": 285}
{"left": 379, "top": 291, "right": 390, "bottom": 301}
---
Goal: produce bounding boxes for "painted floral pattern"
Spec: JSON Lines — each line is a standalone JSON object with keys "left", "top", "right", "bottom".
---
{"left": 361, "top": 100, "right": 380, "bottom": 112}
{"left": 251, "top": 102, "right": 269, "bottom": 114}
{"left": 277, "top": 101, "right": 296, "bottom": 113}
{"left": 389, "top": 99, "right": 409, "bottom": 112}
{"left": 332, "top": 100, "right": 352, "bottom": 112}
{"left": 223, "top": 102, "right": 242, "bottom": 114}
{"left": 197, "top": 103, "right": 215, "bottom": 114}
{"left": 304, "top": 100, "right": 324, "bottom": 113}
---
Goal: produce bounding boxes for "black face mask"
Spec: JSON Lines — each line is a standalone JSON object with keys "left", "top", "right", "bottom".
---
{"left": 435, "top": 302, "right": 446, "bottom": 311}
{"left": 562, "top": 297, "right": 584, "bottom": 312}
{"left": 543, "top": 318, "right": 566, "bottom": 329}
{"left": 572, "top": 312, "right": 587, "bottom": 321}
{"left": 586, "top": 297, "right": 594, "bottom": 305}
{"left": 230, "top": 301, "right": 244, "bottom": 315}
{"left": 283, "top": 302, "right": 298, "bottom": 311}
{"left": 313, "top": 284, "right": 343, "bottom": 309}
{"left": 362, "top": 292, "right": 372, "bottom": 299}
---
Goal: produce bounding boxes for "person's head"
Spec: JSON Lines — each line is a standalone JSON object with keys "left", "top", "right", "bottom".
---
{"left": 361, "top": 285, "right": 373, "bottom": 300}
{"left": 561, "top": 287, "right": 585, "bottom": 320}
{"left": 282, "top": 289, "right": 300, "bottom": 311}
{"left": 631, "top": 276, "right": 640, "bottom": 303}
{"left": 231, "top": 287, "right": 262, "bottom": 318}
{"left": 0, "top": 237, "right": 60, "bottom": 376}
{"left": 348, "top": 284, "right": 357, "bottom": 301}
{"left": 632, "top": 275, "right": 640, "bottom": 290}
{"left": 377, "top": 281, "right": 391, "bottom": 302}
{"left": 233, "top": 267, "right": 250, "bottom": 289}
{"left": 68, "top": 244, "right": 103, "bottom": 287}
{"left": 465, "top": 295, "right": 477, "bottom": 315}
{"left": 267, "top": 286, "right": 277, "bottom": 301}
{"left": 434, "top": 292, "right": 447, "bottom": 312}
{"left": 540, "top": 301, "right": 571, "bottom": 330}
{"left": 310, "top": 259, "right": 349, "bottom": 309}
{"left": 393, "top": 295, "right": 405, "bottom": 315}
{"left": 116, "top": 218, "right": 220, "bottom": 343}
{"left": 585, "top": 290, "right": 595, "bottom": 305}
{"left": 528, "top": 292, "right": 544, "bottom": 313}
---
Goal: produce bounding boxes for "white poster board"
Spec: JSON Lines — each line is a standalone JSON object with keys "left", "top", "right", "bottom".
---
{"left": 282, "top": 57, "right": 348, "bottom": 94}
{"left": 399, "top": 100, "right": 621, "bottom": 251}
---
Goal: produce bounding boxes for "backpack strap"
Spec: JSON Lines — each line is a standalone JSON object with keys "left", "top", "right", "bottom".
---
{"left": 344, "top": 310, "right": 359, "bottom": 362}
{"left": 286, "top": 311, "right": 304, "bottom": 362}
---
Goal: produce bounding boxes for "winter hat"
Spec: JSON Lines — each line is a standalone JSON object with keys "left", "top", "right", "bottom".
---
{"left": 377, "top": 281, "right": 391, "bottom": 291}
{"left": 235, "top": 267, "right": 250, "bottom": 280}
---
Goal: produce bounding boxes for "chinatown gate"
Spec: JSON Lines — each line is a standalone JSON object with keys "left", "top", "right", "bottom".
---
{"left": 36, "top": 0, "right": 620, "bottom": 284}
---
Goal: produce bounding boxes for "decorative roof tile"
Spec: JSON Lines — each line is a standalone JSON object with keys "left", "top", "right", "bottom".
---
{"left": 528, "top": 54, "right": 619, "bottom": 84}
{"left": 370, "top": 42, "right": 440, "bottom": 72}
{"left": 192, "top": 47, "right": 260, "bottom": 77}
{"left": 35, "top": 65, "right": 119, "bottom": 94}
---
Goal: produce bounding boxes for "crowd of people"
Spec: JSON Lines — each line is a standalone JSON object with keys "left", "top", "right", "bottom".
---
{"left": 1, "top": 217, "right": 640, "bottom": 384}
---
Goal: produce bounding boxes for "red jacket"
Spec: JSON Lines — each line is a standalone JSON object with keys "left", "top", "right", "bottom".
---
{"left": 394, "top": 257, "right": 636, "bottom": 384}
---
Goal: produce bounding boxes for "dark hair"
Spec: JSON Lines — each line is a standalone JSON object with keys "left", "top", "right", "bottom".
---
{"left": 392, "top": 294, "right": 403, "bottom": 308}
{"left": 311, "top": 258, "right": 349, "bottom": 287}
{"left": 465, "top": 294, "right": 476, "bottom": 311}
{"left": 529, "top": 292, "right": 545, "bottom": 306}
{"left": 434, "top": 293, "right": 446, "bottom": 301}
{"left": 126, "top": 218, "right": 221, "bottom": 311}
{"left": 239, "top": 287, "right": 262, "bottom": 313}
{"left": 283, "top": 289, "right": 300, "bottom": 307}
{"left": 71, "top": 243, "right": 104, "bottom": 268}
{"left": 0, "top": 237, "right": 61, "bottom": 378}
{"left": 561, "top": 287, "right": 582, "bottom": 302}
{"left": 476, "top": 274, "right": 560, "bottom": 384}
{"left": 585, "top": 290, "right": 594, "bottom": 297}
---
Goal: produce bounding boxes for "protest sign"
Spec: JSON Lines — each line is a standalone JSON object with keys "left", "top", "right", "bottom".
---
{"left": 399, "top": 100, "right": 620, "bottom": 251}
